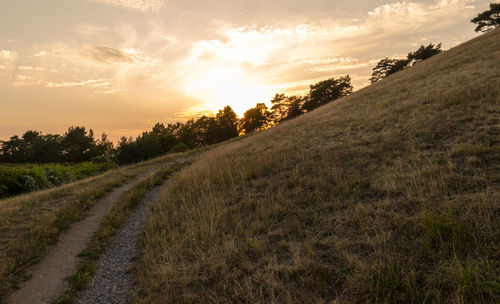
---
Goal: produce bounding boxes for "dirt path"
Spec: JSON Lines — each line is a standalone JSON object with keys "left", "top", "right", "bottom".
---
{"left": 6, "top": 170, "right": 155, "bottom": 304}
{"left": 75, "top": 181, "right": 167, "bottom": 304}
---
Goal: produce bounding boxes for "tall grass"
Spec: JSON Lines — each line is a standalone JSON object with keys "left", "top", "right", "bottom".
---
{"left": 136, "top": 29, "right": 500, "bottom": 303}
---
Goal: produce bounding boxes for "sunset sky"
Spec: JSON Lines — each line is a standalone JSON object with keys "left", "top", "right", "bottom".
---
{"left": 0, "top": 0, "right": 490, "bottom": 142}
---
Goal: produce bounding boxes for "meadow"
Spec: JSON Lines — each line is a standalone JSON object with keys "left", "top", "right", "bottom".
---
{"left": 135, "top": 29, "right": 500, "bottom": 303}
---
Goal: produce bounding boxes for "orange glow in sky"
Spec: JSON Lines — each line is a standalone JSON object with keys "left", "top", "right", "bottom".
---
{"left": 0, "top": 0, "right": 488, "bottom": 142}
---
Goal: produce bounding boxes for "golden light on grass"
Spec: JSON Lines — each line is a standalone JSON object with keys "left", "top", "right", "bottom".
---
{"left": 135, "top": 29, "right": 500, "bottom": 303}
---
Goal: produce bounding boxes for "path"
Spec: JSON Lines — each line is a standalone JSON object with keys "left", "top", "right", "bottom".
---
{"left": 76, "top": 181, "right": 167, "bottom": 304}
{"left": 7, "top": 170, "right": 155, "bottom": 304}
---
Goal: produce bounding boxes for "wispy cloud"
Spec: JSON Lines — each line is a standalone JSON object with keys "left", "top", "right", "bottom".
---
{"left": 88, "top": 0, "right": 166, "bottom": 12}
{"left": 45, "top": 78, "right": 113, "bottom": 88}
{"left": 83, "top": 46, "right": 136, "bottom": 64}
{"left": 18, "top": 65, "right": 58, "bottom": 72}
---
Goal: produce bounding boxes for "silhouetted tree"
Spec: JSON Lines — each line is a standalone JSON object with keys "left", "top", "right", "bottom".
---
{"left": 471, "top": 3, "right": 500, "bottom": 32}
{"left": 370, "top": 58, "right": 409, "bottom": 83}
{"left": 28, "top": 134, "right": 62, "bottom": 163}
{"left": 215, "top": 106, "right": 239, "bottom": 141}
{"left": 302, "top": 75, "right": 353, "bottom": 111}
{"left": 371, "top": 43, "right": 442, "bottom": 83}
{"left": 150, "top": 123, "right": 179, "bottom": 153}
{"left": 94, "top": 133, "right": 114, "bottom": 159}
{"left": 240, "top": 103, "right": 271, "bottom": 134}
{"left": 270, "top": 93, "right": 289, "bottom": 123}
{"left": 407, "top": 43, "right": 442, "bottom": 64}
{"left": 285, "top": 96, "right": 305, "bottom": 120}
{"left": 62, "top": 126, "right": 96, "bottom": 162}
{"left": 193, "top": 116, "right": 219, "bottom": 145}
{"left": 271, "top": 94, "right": 305, "bottom": 123}
{"left": 116, "top": 137, "right": 137, "bottom": 165}
{"left": 0, "top": 135, "right": 24, "bottom": 163}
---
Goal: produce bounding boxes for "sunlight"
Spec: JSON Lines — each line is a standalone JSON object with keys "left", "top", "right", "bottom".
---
{"left": 182, "top": 66, "right": 272, "bottom": 117}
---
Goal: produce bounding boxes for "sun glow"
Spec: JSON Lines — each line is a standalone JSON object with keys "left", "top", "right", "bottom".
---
{"left": 182, "top": 66, "right": 272, "bottom": 117}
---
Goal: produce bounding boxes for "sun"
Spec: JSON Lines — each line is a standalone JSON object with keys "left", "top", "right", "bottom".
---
{"left": 182, "top": 66, "right": 272, "bottom": 117}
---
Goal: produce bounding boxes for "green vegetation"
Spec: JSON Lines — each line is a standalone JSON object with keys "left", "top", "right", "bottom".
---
{"left": 0, "top": 151, "right": 194, "bottom": 301}
{"left": 0, "top": 161, "right": 116, "bottom": 198}
{"left": 53, "top": 164, "right": 184, "bottom": 304}
{"left": 136, "top": 29, "right": 500, "bottom": 303}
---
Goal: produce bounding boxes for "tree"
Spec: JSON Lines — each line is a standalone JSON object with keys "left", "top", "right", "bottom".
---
{"left": 61, "top": 126, "right": 96, "bottom": 162}
{"left": 214, "top": 106, "right": 239, "bottom": 141}
{"left": 116, "top": 137, "right": 137, "bottom": 165}
{"left": 370, "top": 58, "right": 409, "bottom": 83}
{"left": 370, "top": 43, "right": 442, "bottom": 84}
{"left": 94, "top": 133, "right": 115, "bottom": 159}
{"left": 0, "top": 135, "right": 25, "bottom": 163}
{"left": 270, "top": 94, "right": 305, "bottom": 123}
{"left": 285, "top": 96, "right": 305, "bottom": 120}
{"left": 407, "top": 43, "right": 442, "bottom": 64}
{"left": 471, "top": 3, "right": 500, "bottom": 33}
{"left": 28, "top": 134, "right": 63, "bottom": 163}
{"left": 302, "top": 75, "right": 353, "bottom": 111}
{"left": 270, "top": 93, "right": 289, "bottom": 123}
{"left": 240, "top": 103, "right": 271, "bottom": 134}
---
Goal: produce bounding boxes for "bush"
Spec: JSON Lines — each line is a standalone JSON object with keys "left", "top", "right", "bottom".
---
{"left": 0, "top": 161, "right": 117, "bottom": 198}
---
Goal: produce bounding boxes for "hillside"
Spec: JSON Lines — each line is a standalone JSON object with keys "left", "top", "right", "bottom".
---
{"left": 137, "top": 29, "right": 500, "bottom": 303}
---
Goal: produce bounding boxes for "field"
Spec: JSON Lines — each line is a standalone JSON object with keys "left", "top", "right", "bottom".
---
{"left": 136, "top": 29, "right": 500, "bottom": 303}
{"left": 0, "top": 161, "right": 117, "bottom": 198}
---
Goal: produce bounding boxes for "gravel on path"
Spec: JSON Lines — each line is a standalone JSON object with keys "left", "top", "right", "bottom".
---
{"left": 76, "top": 181, "right": 168, "bottom": 304}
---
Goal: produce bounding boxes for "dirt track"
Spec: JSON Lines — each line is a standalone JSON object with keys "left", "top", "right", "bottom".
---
{"left": 7, "top": 170, "right": 155, "bottom": 304}
{"left": 75, "top": 181, "right": 167, "bottom": 304}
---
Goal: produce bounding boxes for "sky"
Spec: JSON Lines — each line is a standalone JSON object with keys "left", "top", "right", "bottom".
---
{"left": 0, "top": 0, "right": 491, "bottom": 142}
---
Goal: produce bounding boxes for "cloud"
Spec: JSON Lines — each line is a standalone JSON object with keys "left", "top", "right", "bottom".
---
{"left": 0, "top": 50, "right": 18, "bottom": 73}
{"left": 0, "top": 50, "right": 17, "bottom": 60}
{"left": 18, "top": 65, "right": 58, "bottom": 72}
{"left": 44, "top": 78, "right": 119, "bottom": 94}
{"left": 88, "top": 0, "right": 166, "bottom": 12}
{"left": 172, "top": 0, "right": 479, "bottom": 114}
{"left": 84, "top": 46, "right": 136, "bottom": 64}
{"left": 10, "top": 74, "right": 37, "bottom": 87}
{"left": 45, "top": 78, "right": 113, "bottom": 88}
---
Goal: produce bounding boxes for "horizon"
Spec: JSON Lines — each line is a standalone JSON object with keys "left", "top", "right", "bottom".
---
{"left": 0, "top": 0, "right": 490, "bottom": 142}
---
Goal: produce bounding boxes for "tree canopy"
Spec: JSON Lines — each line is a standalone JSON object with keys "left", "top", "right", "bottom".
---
{"left": 302, "top": 75, "right": 353, "bottom": 112}
{"left": 240, "top": 103, "right": 272, "bottom": 134}
{"left": 270, "top": 94, "right": 305, "bottom": 123}
{"left": 370, "top": 43, "right": 442, "bottom": 83}
{"left": 471, "top": 3, "right": 500, "bottom": 33}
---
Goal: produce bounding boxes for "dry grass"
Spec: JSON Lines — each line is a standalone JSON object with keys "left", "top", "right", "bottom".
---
{"left": 136, "top": 29, "right": 500, "bottom": 303}
{"left": 0, "top": 150, "right": 198, "bottom": 300}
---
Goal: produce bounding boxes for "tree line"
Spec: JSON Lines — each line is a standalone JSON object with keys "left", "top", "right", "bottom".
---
{"left": 0, "top": 75, "right": 353, "bottom": 165}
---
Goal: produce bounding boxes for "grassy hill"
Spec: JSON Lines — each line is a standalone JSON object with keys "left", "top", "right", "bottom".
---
{"left": 137, "top": 29, "right": 500, "bottom": 303}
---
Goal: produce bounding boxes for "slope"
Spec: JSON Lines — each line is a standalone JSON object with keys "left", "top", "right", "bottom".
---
{"left": 137, "top": 29, "right": 500, "bottom": 303}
